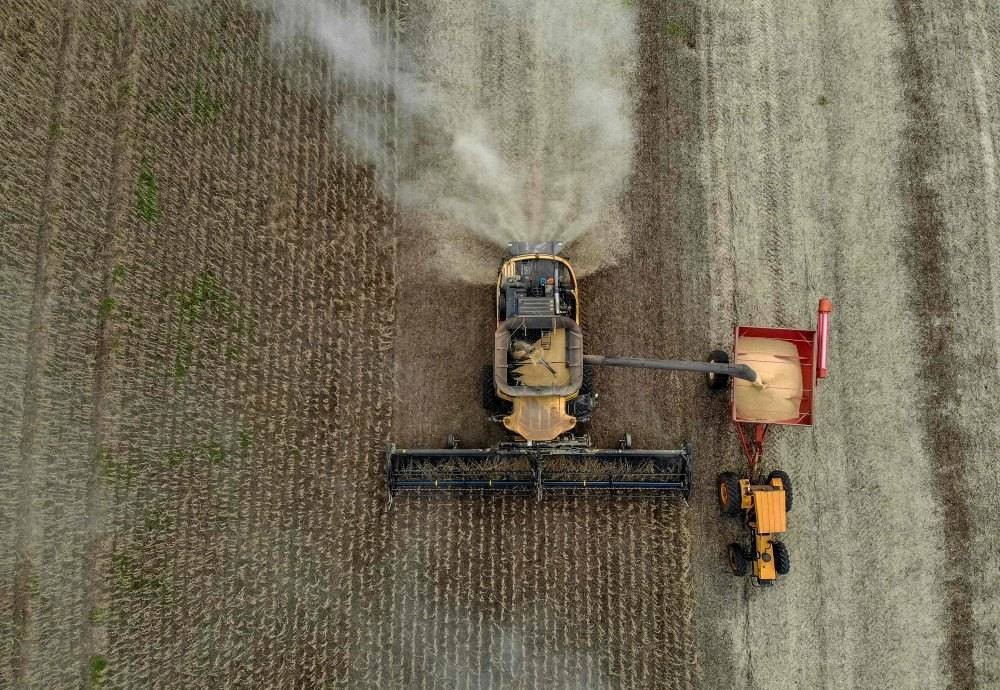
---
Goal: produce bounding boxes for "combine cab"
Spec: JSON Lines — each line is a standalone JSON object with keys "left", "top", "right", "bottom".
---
{"left": 386, "top": 241, "right": 725, "bottom": 499}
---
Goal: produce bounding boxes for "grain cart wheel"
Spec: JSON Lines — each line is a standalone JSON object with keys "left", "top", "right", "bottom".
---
{"left": 772, "top": 541, "right": 790, "bottom": 575}
{"left": 706, "top": 350, "right": 730, "bottom": 390}
{"left": 718, "top": 472, "right": 742, "bottom": 516}
{"left": 767, "top": 470, "right": 793, "bottom": 512}
{"left": 727, "top": 543, "right": 748, "bottom": 576}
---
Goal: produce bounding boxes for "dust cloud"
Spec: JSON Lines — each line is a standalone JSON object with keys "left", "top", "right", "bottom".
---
{"left": 265, "top": 0, "right": 636, "bottom": 280}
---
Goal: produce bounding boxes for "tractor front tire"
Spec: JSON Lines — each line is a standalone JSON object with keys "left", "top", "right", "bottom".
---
{"left": 718, "top": 472, "right": 742, "bottom": 516}
{"left": 727, "top": 543, "right": 748, "bottom": 576}
{"left": 707, "top": 350, "right": 731, "bottom": 390}
{"left": 767, "top": 470, "right": 793, "bottom": 512}
{"left": 772, "top": 540, "right": 790, "bottom": 575}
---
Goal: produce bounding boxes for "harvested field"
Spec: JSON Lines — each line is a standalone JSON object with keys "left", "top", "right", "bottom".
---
{"left": 2, "top": 1, "right": 1000, "bottom": 689}
{"left": 685, "top": 2, "right": 1000, "bottom": 688}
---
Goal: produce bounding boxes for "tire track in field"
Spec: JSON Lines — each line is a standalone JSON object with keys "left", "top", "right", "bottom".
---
{"left": 691, "top": 2, "right": 753, "bottom": 686}
{"left": 754, "top": 0, "right": 788, "bottom": 327}
{"left": 77, "top": 5, "right": 137, "bottom": 682}
{"left": 10, "top": 3, "right": 74, "bottom": 683}
{"left": 965, "top": 3, "right": 1000, "bottom": 391}
{"left": 964, "top": 6, "right": 1000, "bottom": 683}
{"left": 895, "top": 2, "right": 974, "bottom": 687}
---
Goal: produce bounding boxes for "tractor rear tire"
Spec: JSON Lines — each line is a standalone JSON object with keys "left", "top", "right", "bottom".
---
{"left": 707, "top": 350, "right": 731, "bottom": 390}
{"left": 482, "top": 365, "right": 510, "bottom": 415}
{"left": 767, "top": 470, "right": 793, "bottom": 512}
{"left": 727, "top": 543, "right": 748, "bottom": 576}
{"left": 772, "top": 540, "right": 790, "bottom": 575}
{"left": 718, "top": 472, "right": 742, "bottom": 516}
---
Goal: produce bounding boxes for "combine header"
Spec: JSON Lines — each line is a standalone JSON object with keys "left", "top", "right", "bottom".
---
{"left": 387, "top": 241, "right": 762, "bottom": 500}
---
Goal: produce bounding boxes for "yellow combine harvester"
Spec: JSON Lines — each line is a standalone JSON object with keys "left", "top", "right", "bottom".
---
{"left": 387, "top": 241, "right": 762, "bottom": 499}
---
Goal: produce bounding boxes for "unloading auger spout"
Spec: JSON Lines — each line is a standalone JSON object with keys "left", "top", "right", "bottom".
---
{"left": 582, "top": 354, "right": 761, "bottom": 386}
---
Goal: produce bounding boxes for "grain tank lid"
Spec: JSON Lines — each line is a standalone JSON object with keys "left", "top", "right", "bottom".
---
{"left": 506, "top": 240, "right": 564, "bottom": 257}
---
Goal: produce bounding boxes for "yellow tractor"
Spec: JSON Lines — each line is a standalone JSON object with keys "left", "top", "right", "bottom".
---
{"left": 718, "top": 469, "right": 793, "bottom": 584}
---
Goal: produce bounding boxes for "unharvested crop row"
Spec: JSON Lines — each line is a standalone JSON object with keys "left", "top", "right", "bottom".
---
{"left": 97, "top": 1, "right": 396, "bottom": 686}
{"left": 1, "top": 0, "right": 396, "bottom": 686}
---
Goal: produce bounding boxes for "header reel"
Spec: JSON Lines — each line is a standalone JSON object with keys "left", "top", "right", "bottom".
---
{"left": 387, "top": 435, "right": 692, "bottom": 500}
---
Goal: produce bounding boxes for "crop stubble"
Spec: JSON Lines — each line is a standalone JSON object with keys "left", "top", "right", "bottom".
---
{"left": 691, "top": 1, "right": 1000, "bottom": 688}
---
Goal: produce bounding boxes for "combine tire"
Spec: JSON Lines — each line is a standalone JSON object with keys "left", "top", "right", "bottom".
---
{"left": 481, "top": 365, "right": 510, "bottom": 415}
{"left": 727, "top": 543, "right": 748, "bottom": 576}
{"left": 772, "top": 540, "right": 790, "bottom": 575}
{"left": 767, "top": 470, "right": 793, "bottom": 512}
{"left": 618, "top": 433, "right": 633, "bottom": 450}
{"left": 718, "top": 472, "right": 741, "bottom": 516}
{"left": 707, "top": 350, "right": 730, "bottom": 390}
{"left": 581, "top": 364, "right": 595, "bottom": 395}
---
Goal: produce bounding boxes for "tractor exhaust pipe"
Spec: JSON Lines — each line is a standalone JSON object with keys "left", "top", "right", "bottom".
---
{"left": 582, "top": 354, "right": 760, "bottom": 385}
